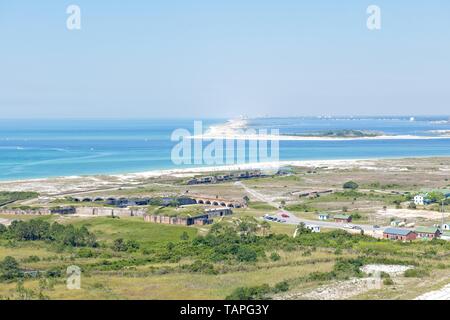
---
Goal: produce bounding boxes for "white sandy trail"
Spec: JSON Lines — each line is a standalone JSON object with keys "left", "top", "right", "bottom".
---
{"left": 415, "top": 284, "right": 450, "bottom": 300}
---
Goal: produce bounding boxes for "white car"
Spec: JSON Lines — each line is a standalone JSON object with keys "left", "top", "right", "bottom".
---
{"left": 343, "top": 224, "right": 354, "bottom": 229}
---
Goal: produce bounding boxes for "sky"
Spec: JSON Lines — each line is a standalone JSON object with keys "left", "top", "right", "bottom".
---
{"left": 0, "top": 0, "right": 449, "bottom": 119}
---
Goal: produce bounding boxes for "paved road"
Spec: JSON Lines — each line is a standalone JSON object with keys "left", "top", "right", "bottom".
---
{"left": 235, "top": 181, "right": 386, "bottom": 233}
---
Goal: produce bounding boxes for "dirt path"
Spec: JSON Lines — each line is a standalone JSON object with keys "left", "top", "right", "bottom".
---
{"left": 415, "top": 283, "right": 450, "bottom": 300}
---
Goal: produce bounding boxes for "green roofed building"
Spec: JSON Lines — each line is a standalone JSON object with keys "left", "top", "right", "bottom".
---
{"left": 415, "top": 226, "right": 441, "bottom": 240}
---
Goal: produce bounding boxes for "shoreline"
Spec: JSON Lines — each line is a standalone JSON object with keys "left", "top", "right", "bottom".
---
{"left": 1, "top": 155, "right": 449, "bottom": 186}
{"left": 197, "top": 117, "right": 450, "bottom": 141}
{"left": 195, "top": 133, "right": 450, "bottom": 141}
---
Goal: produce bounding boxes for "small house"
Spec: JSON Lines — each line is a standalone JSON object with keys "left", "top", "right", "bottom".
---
{"left": 414, "top": 194, "right": 430, "bottom": 206}
{"left": 383, "top": 228, "right": 417, "bottom": 241}
{"left": 306, "top": 225, "right": 321, "bottom": 233}
{"left": 415, "top": 226, "right": 441, "bottom": 240}
{"left": 390, "top": 220, "right": 402, "bottom": 227}
{"left": 333, "top": 214, "right": 352, "bottom": 223}
{"left": 318, "top": 213, "right": 330, "bottom": 221}
{"left": 442, "top": 222, "right": 450, "bottom": 231}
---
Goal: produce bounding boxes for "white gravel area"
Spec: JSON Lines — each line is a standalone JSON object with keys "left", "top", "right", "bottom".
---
{"left": 361, "top": 264, "right": 413, "bottom": 276}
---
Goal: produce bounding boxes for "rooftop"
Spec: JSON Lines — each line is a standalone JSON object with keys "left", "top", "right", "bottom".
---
{"left": 383, "top": 228, "right": 414, "bottom": 236}
{"left": 334, "top": 214, "right": 351, "bottom": 219}
{"left": 415, "top": 226, "right": 440, "bottom": 234}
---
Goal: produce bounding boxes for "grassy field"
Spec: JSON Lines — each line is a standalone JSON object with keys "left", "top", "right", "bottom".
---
{"left": 1, "top": 211, "right": 450, "bottom": 300}
{"left": 1, "top": 158, "right": 450, "bottom": 300}
{"left": 66, "top": 216, "right": 198, "bottom": 249}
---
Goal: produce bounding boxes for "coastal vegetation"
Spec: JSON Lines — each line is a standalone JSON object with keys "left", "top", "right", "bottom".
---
{"left": 1, "top": 212, "right": 450, "bottom": 299}
{"left": 0, "top": 157, "right": 449, "bottom": 299}
{"left": 0, "top": 192, "right": 38, "bottom": 207}
{"left": 282, "top": 129, "right": 383, "bottom": 138}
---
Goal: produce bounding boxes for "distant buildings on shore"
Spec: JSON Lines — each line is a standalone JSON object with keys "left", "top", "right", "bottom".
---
{"left": 186, "top": 169, "right": 292, "bottom": 186}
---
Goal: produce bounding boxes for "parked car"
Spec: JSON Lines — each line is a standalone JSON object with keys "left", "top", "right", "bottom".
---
{"left": 281, "top": 213, "right": 290, "bottom": 218}
{"left": 373, "top": 225, "right": 380, "bottom": 229}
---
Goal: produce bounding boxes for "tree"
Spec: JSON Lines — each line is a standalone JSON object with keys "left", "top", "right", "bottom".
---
{"left": 0, "top": 256, "right": 22, "bottom": 280}
{"left": 0, "top": 224, "right": 6, "bottom": 235}
{"left": 180, "top": 231, "right": 190, "bottom": 241}
{"left": 243, "top": 196, "right": 250, "bottom": 204}
{"left": 237, "top": 217, "right": 258, "bottom": 236}
{"left": 236, "top": 247, "right": 258, "bottom": 262}
{"left": 296, "top": 222, "right": 311, "bottom": 235}
{"left": 112, "top": 238, "right": 128, "bottom": 252}
{"left": 428, "top": 191, "right": 445, "bottom": 203}
{"left": 259, "top": 220, "right": 271, "bottom": 236}
{"left": 343, "top": 181, "right": 359, "bottom": 190}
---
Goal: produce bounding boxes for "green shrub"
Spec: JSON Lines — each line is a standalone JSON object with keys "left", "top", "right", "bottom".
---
{"left": 273, "top": 281, "right": 289, "bottom": 293}
{"left": 269, "top": 252, "right": 281, "bottom": 261}
{"left": 0, "top": 256, "right": 23, "bottom": 281}
{"left": 236, "top": 247, "right": 258, "bottom": 262}
{"left": 181, "top": 260, "right": 217, "bottom": 275}
{"left": 225, "top": 284, "right": 271, "bottom": 300}
{"left": 404, "top": 268, "right": 429, "bottom": 278}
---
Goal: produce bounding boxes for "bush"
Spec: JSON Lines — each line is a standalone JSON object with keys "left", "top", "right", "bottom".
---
{"left": 22, "top": 255, "right": 40, "bottom": 263}
{"left": 46, "top": 267, "right": 62, "bottom": 278}
{"left": 383, "top": 278, "right": 394, "bottom": 285}
{"left": 408, "top": 202, "right": 417, "bottom": 209}
{"left": 77, "top": 248, "right": 95, "bottom": 258}
{"left": 236, "top": 247, "right": 258, "bottom": 262}
{"left": 112, "top": 239, "right": 140, "bottom": 252}
{"left": 351, "top": 213, "right": 362, "bottom": 220}
{"left": 181, "top": 260, "right": 217, "bottom": 274}
{"left": 225, "top": 284, "right": 271, "bottom": 300}
{"left": 404, "top": 268, "right": 429, "bottom": 278}
{"left": 0, "top": 256, "right": 23, "bottom": 281}
{"left": 343, "top": 181, "right": 359, "bottom": 190}
{"left": 180, "top": 232, "right": 190, "bottom": 241}
{"left": 273, "top": 281, "right": 289, "bottom": 293}
{"left": 4, "top": 220, "right": 97, "bottom": 247}
{"left": 270, "top": 252, "right": 281, "bottom": 261}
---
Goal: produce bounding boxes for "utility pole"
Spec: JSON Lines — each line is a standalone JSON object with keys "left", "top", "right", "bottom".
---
{"left": 441, "top": 199, "right": 445, "bottom": 230}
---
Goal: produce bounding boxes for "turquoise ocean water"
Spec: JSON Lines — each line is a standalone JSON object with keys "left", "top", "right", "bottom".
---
{"left": 0, "top": 117, "right": 450, "bottom": 181}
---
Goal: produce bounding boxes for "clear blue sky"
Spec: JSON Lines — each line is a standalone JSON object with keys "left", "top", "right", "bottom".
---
{"left": 0, "top": 0, "right": 449, "bottom": 118}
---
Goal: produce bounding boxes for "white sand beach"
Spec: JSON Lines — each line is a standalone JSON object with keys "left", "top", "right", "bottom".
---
{"left": 196, "top": 118, "right": 450, "bottom": 141}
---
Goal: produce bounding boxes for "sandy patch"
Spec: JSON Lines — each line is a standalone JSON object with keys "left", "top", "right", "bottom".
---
{"left": 361, "top": 264, "right": 413, "bottom": 276}
{"left": 0, "top": 218, "right": 12, "bottom": 226}
{"left": 376, "top": 208, "right": 448, "bottom": 220}
{"left": 290, "top": 278, "right": 380, "bottom": 300}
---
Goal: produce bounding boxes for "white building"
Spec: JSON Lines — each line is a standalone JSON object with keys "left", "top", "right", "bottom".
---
{"left": 318, "top": 213, "right": 330, "bottom": 221}
{"left": 306, "top": 225, "right": 321, "bottom": 233}
{"left": 414, "top": 194, "right": 426, "bottom": 206}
